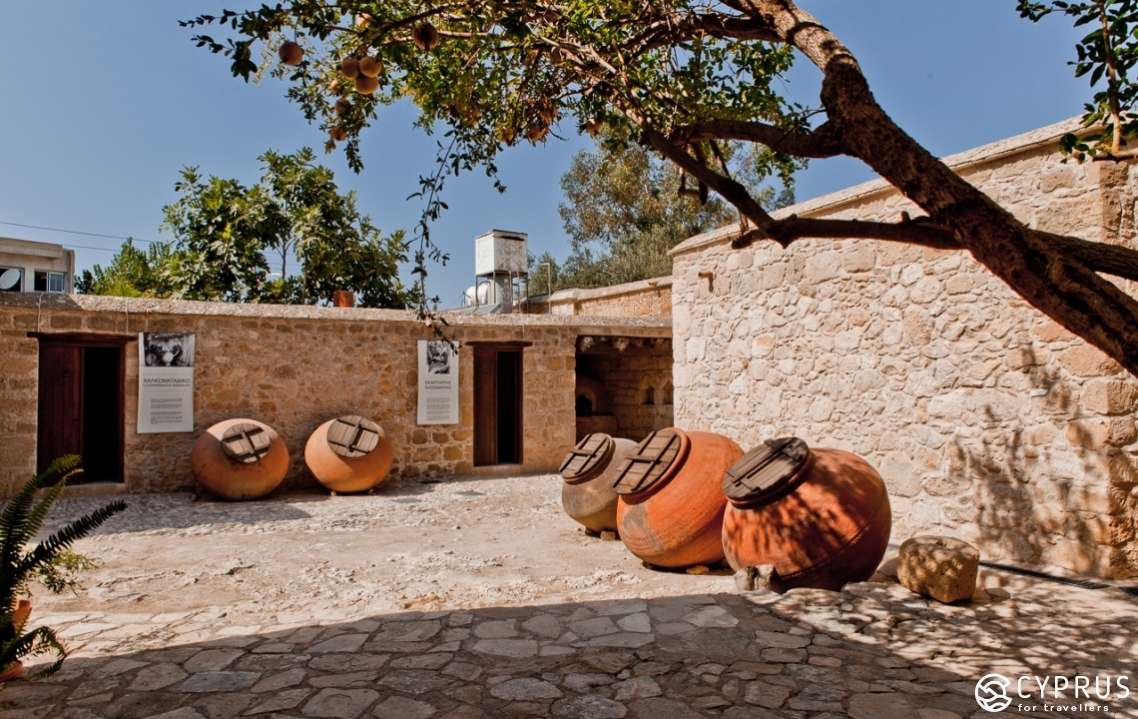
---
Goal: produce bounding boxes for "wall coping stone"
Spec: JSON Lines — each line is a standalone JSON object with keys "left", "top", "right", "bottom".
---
{"left": 532, "top": 276, "right": 672, "bottom": 305}
{"left": 670, "top": 116, "right": 1086, "bottom": 257}
{"left": 0, "top": 292, "right": 671, "bottom": 336}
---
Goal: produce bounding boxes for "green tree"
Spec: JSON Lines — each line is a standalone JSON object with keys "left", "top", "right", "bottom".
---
{"left": 84, "top": 150, "right": 413, "bottom": 309}
{"left": 186, "top": 1, "right": 1138, "bottom": 376}
{"left": 160, "top": 168, "right": 282, "bottom": 302}
{"left": 556, "top": 136, "right": 793, "bottom": 289}
{"left": 75, "top": 240, "right": 173, "bottom": 297}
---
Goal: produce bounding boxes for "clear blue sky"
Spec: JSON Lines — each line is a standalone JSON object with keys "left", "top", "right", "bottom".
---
{"left": 0, "top": 2, "right": 1087, "bottom": 303}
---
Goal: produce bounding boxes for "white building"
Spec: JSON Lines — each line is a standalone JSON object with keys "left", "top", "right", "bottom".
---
{"left": 0, "top": 237, "right": 75, "bottom": 294}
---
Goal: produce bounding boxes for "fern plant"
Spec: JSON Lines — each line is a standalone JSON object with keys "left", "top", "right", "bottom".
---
{"left": 0, "top": 456, "right": 126, "bottom": 679}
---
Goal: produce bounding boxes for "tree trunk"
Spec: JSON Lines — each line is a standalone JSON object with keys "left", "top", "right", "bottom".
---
{"left": 746, "top": 0, "right": 1138, "bottom": 376}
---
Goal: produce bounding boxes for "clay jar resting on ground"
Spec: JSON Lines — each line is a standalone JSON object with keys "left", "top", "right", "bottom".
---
{"left": 305, "top": 415, "right": 394, "bottom": 493}
{"left": 721, "top": 437, "right": 892, "bottom": 591}
{"left": 559, "top": 432, "right": 638, "bottom": 533}
{"left": 614, "top": 428, "right": 743, "bottom": 568}
{"left": 191, "top": 419, "right": 290, "bottom": 500}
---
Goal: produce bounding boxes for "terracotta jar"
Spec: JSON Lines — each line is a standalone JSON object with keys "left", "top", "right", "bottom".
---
{"left": 191, "top": 418, "right": 290, "bottom": 500}
{"left": 332, "top": 289, "right": 356, "bottom": 308}
{"left": 721, "top": 437, "right": 892, "bottom": 591}
{"left": 305, "top": 415, "right": 394, "bottom": 493}
{"left": 559, "top": 432, "right": 638, "bottom": 533}
{"left": 614, "top": 428, "right": 743, "bottom": 568}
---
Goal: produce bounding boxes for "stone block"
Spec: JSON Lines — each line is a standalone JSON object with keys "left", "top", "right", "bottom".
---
{"left": 1058, "top": 345, "right": 1122, "bottom": 377}
{"left": 896, "top": 535, "right": 979, "bottom": 603}
{"left": 1081, "top": 379, "right": 1138, "bottom": 416}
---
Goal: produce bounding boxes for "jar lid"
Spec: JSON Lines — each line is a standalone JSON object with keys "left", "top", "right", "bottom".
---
{"left": 559, "top": 433, "right": 615, "bottom": 484}
{"left": 327, "top": 415, "right": 383, "bottom": 458}
{"left": 612, "top": 428, "right": 688, "bottom": 496}
{"left": 722, "top": 437, "right": 812, "bottom": 506}
{"left": 220, "top": 422, "right": 272, "bottom": 464}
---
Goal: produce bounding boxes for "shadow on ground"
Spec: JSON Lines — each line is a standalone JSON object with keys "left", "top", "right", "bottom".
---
{"left": 3, "top": 576, "right": 1136, "bottom": 718}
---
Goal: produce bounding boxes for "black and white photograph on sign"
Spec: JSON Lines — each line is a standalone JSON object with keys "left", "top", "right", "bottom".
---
{"left": 417, "top": 340, "right": 459, "bottom": 425}
{"left": 426, "top": 341, "right": 452, "bottom": 375}
{"left": 138, "top": 332, "right": 195, "bottom": 433}
{"left": 143, "top": 332, "right": 196, "bottom": 367}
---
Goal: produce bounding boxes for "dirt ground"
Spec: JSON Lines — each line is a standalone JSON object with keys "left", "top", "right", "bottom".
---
{"left": 37, "top": 474, "right": 736, "bottom": 625}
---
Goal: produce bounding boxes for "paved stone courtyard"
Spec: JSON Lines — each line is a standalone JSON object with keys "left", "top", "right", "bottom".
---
{"left": 2, "top": 476, "right": 1137, "bottom": 718}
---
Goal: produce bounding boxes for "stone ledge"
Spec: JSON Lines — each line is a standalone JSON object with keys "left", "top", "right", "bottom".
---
{"left": 0, "top": 292, "right": 671, "bottom": 335}
{"left": 670, "top": 116, "right": 1087, "bottom": 258}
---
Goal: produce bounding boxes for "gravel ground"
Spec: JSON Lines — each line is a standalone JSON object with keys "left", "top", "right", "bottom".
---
{"left": 4, "top": 474, "right": 1137, "bottom": 718}
{"left": 35, "top": 474, "right": 735, "bottom": 625}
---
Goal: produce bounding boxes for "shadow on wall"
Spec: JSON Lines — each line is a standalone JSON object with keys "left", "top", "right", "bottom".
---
{"left": 4, "top": 585, "right": 1136, "bottom": 717}
{"left": 953, "top": 348, "right": 1137, "bottom": 578}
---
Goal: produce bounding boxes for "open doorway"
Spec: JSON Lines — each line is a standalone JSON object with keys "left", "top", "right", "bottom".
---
{"left": 473, "top": 344, "right": 523, "bottom": 466}
{"left": 36, "top": 334, "right": 126, "bottom": 483}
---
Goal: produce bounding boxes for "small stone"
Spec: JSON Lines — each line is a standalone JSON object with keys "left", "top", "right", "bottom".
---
{"left": 373, "top": 696, "right": 437, "bottom": 719}
{"left": 685, "top": 565, "right": 710, "bottom": 575}
{"left": 308, "top": 633, "right": 368, "bottom": 653}
{"left": 246, "top": 688, "right": 311, "bottom": 714}
{"left": 599, "top": 531, "right": 619, "bottom": 541}
{"left": 489, "top": 677, "right": 562, "bottom": 701}
{"left": 734, "top": 568, "right": 756, "bottom": 592}
{"left": 302, "top": 688, "right": 379, "bottom": 718}
{"left": 614, "top": 676, "right": 661, "bottom": 701}
{"left": 616, "top": 613, "right": 650, "bottom": 633}
{"left": 848, "top": 692, "right": 917, "bottom": 719}
{"left": 896, "top": 536, "right": 979, "bottom": 603}
{"left": 180, "top": 671, "right": 261, "bottom": 693}
{"left": 184, "top": 648, "right": 243, "bottom": 673}
{"left": 551, "top": 695, "right": 628, "bottom": 718}
{"left": 471, "top": 638, "right": 538, "bottom": 657}
{"left": 521, "top": 614, "right": 562, "bottom": 638}
{"left": 251, "top": 667, "right": 306, "bottom": 692}
{"left": 473, "top": 620, "right": 517, "bottom": 639}
{"left": 744, "top": 681, "right": 791, "bottom": 709}
{"left": 683, "top": 606, "right": 738, "bottom": 628}
{"left": 129, "top": 662, "right": 188, "bottom": 691}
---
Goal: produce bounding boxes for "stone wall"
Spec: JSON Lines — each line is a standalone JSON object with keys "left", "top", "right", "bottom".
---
{"left": 529, "top": 277, "right": 672, "bottom": 319}
{"left": 671, "top": 119, "right": 1138, "bottom": 579}
{"left": 577, "top": 341, "right": 674, "bottom": 441}
{"left": 0, "top": 294, "right": 669, "bottom": 496}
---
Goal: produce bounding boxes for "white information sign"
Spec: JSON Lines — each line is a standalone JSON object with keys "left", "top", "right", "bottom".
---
{"left": 137, "top": 332, "right": 195, "bottom": 433}
{"left": 417, "top": 340, "right": 459, "bottom": 425}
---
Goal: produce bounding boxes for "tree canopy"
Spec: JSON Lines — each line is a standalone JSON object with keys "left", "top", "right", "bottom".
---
{"left": 549, "top": 135, "right": 792, "bottom": 290}
{"left": 81, "top": 148, "right": 414, "bottom": 308}
{"left": 184, "top": 0, "right": 1138, "bottom": 376}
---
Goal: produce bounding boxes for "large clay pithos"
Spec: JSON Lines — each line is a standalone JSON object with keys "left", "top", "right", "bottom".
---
{"left": 305, "top": 415, "right": 393, "bottom": 493}
{"left": 614, "top": 428, "right": 743, "bottom": 568}
{"left": 721, "top": 437, "right": 892, "bottom": 591}
{"left": 559, "top": 432, "right": 638, "bottom": 533}
{"left": 191, "top": 418, "right": 290, "bottom": 500}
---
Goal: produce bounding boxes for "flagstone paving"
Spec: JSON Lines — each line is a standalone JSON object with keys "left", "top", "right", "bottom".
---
{"left": 3, "top": 575, "right": 1136, "bottom": 718}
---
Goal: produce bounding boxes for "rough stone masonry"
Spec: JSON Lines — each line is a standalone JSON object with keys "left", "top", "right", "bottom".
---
{"left": 670, "top": 119, "right": 1138, "bottom": 579}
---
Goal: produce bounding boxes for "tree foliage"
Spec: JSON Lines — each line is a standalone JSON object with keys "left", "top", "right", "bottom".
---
{"left": 83, "top": 149, "right": 414, "bottom": 308}
{"left": 553, "top": 135, "right": 793, "bottom": 289}
{"left": 75, "top": 241, "right": 173, "bottom": 298}
{"left": 1019, "top": 0, "right": 1138, "bottom": 158}
{"left": 1, "top": 457, "right": 125, "bottom": 679}
{"left": 183, "top": 0, "right": 1138, "bottom": 376}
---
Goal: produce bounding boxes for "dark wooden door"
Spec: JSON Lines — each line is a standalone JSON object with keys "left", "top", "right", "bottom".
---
{"left": 473, "top": 346, "right": 523, "bottom": 466}
{"left": 37, "top": 343, "right": 83, "bottom": 474}
{"left": 36, "top": 336, "right": 126, "bottom": 482}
